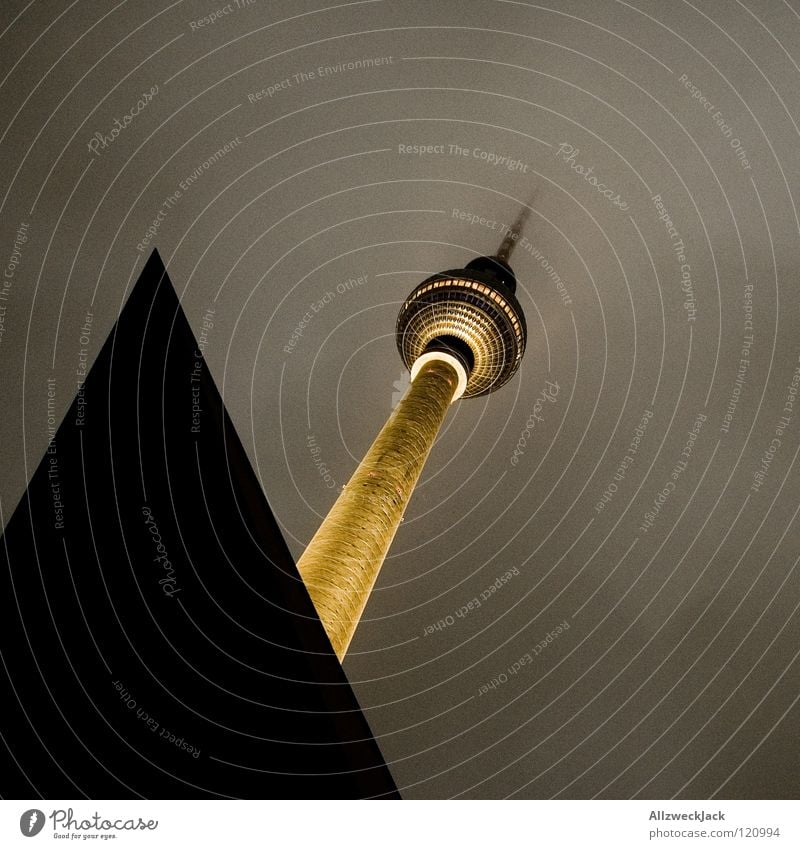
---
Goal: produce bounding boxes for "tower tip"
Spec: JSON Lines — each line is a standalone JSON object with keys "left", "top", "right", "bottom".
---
{"left": 495, "top": 191, "right": 537, "bottom": 263}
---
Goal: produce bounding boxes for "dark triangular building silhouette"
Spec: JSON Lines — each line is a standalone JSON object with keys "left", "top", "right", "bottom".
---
{"left": 0, "top": 249, "right": 398, "bottom": 799}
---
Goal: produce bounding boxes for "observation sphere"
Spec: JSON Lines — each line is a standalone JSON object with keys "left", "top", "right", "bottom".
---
{"left": 395, "top": 255, "right": 527, "bottom": 398}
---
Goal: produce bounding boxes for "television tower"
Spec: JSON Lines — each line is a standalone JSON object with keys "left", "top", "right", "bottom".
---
{"left": 297, "top": 206, "right": 530, "bottom": 660}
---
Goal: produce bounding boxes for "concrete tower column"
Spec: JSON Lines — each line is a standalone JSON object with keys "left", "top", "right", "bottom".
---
{"left": 296, "top": 355, "right": 465, "bottom": 660}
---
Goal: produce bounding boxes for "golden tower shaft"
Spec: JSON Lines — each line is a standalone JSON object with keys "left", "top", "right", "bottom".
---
{"left": 297, "top": 358, "right": 459, "bottom": 660}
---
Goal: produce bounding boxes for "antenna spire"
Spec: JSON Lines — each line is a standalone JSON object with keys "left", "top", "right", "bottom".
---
{"left": 495, "top": 193, "right": 536, "bottom": 263}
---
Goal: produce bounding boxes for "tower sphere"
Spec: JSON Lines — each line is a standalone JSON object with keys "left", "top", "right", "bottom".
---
{"left": 395, "top": 255, "right": 527, "bottom": 398}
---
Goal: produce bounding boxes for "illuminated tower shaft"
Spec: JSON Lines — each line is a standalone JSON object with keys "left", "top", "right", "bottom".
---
{"left": 297, "top": 358, "right": 460, "bottom": 660}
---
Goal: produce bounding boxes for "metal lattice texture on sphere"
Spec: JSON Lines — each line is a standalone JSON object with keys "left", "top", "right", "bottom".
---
{"left": 396, "top": 261, "right": 527, "bottom": 398}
